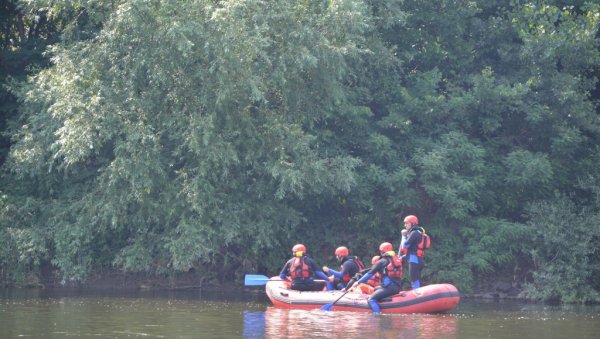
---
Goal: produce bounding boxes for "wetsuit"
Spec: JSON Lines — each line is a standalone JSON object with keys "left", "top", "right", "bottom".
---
{"left": 403, "top": 225, "right": 425, "bottom": 289}
{"left": 279, "top": 256, "right": 328, "bottom": 291}
{"left": 353, "top": 255, "right": 401, "bottom": 313}
{"left": 346, "top": 267, "right": 371, "bottom": 289}
{"left": 327, "top": 256, "right": 361, "bottom": 290}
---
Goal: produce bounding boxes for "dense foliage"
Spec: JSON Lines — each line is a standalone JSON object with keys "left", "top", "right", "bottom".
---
{"left": 1, "top": 0, "right": 599, "bottom": 303}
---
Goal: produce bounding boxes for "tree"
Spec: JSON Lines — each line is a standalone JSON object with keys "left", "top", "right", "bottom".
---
{"left": 2, "top": 0, "right": 599, "bottom": 303}
{"left": 4, "top": 0, "right": 376, "bottom": 281}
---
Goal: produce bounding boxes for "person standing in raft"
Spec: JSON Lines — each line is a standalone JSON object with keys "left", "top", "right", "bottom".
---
{"left": 322, "top": 246, "right": 363, "bottom": 290}
{"left": 401, "top": 215, "right": 426, "bottom": 289}
{"left": 344, "top": 242, "right": 403, "bottom": 313}
{"left": 279, "top": 244, "right": 330, "bottom": 291}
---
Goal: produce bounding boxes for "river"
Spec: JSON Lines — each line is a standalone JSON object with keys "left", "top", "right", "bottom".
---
{"left": 1, "top": 287, "right": 598, "bottom": 338}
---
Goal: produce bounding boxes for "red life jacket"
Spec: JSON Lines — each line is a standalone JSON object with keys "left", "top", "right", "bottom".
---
{"left": 367, "top": 272, "right": 381, "bottom": 287}
{"left": 417, "top": 227, "right": 431, "bottom": 257}
{"left": 289, "top": 257, "right": 311, "bottom": 279}
{"left": 384, "top": 255, "right": 403, "bottom": 279}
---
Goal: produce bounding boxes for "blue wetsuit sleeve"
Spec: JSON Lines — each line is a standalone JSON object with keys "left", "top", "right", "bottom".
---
{"left": 329, "top": 268, "right": 343, "bottom": 278}
{"left": 356, "top": 260, "right": 385, "bottom": 284}
{"left": 357, "top": 272, "right": 373, "bottom": 284}
{"left": 358, "top": 258, "right": 388, "bottom": 284}
{"left": 315, "top": 270, "right": 328, "bottom": 280}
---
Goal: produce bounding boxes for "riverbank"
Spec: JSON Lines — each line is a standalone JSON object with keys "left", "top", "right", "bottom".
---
{"left": 7, "top": 268, "right": 527, "bottom": 301}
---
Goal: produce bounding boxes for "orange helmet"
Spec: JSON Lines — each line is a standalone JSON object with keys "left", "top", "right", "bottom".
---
{"left": 404, "top": 215, "right": 419, "bottom": 225}
{"left": 292, "top": 244, "right": 306, "bottom": 257}
{"left": 371, "top": 255, "right": 381, "bottom": 265}
{"left": 335, "top": 246, "right": 349, "bottom": 257}
{"left": 379, "top": 242, "right": 393, "bottom": 253}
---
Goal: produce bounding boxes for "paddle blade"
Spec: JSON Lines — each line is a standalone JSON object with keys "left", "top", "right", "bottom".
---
{"left": 244, "top": 274, "right": 271, "bottom": 286}
{"left": 320, "top": 303, "right": 334, "bottom": 311}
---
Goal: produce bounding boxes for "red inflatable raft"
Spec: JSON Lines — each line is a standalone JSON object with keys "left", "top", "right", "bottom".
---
{"left": 265, "top": 279, "right": 460, "bottom": 313}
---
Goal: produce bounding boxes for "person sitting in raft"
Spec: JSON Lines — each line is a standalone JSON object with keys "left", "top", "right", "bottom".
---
{"left": 356, "top": 255, "right": 382, "bottom": 294}
{"left": 344, "top": 255, "right": 382, "bottom": 294}
{"left": 344, "top": 242, "right": 403, "bottom": 313}
{"left": 322, "top": 246, "right": 363, "bottom": 290}
{"left": 279, "top": 244, "right": 330, "bottom": 291}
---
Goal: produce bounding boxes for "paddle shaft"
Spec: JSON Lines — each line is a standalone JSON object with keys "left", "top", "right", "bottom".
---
{"left": 329, "top": 289, "right": 351, "bottom": 306}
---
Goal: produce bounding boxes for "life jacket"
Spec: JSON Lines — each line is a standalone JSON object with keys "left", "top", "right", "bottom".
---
{"left": 383, "top": 255, "right": 403, "bottom": 280}
{"left": 417, "top": 227, "right": 431, "bottom": 257}
{"left": 289, "top": 256, "right": 311, "bottom": 279}
{"left": 354, "top": 256, "right": 365, "bottom": 270}
{"left": 359, "top": 283, "right": 375, "bottom": 294}
{"left": 367, "top": 272, "right": 381, "bottom": 287}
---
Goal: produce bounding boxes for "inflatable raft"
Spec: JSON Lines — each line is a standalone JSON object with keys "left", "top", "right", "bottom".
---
{"left": 265, "top": 279, "right": 460, "bottom": 313}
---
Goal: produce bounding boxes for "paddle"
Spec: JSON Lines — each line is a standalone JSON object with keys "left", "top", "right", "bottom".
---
{"left": 244, "top": 274, "right": 285, "bottom": 286}
{"left": 244, "top": 274, "right": 326, "bottom": 286}
{"left": 320, "top": 288, "right": 352, "bottom": 311}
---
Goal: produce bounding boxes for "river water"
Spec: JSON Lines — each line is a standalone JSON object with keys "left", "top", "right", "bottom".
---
{"left": 1, "top": 287, "right": 598, "bottom": 338}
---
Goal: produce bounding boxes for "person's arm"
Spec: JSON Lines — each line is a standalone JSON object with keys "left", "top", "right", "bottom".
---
{"left": 307, "top": 257, "right": 329, "bottom": 280}
{"left": 345, "top": 266, "right": 372, "bottom": 287}
{"left": 346, "top": 275, "right": 360, "bottom": 288}
{"left": 315, "top": 270, "right": 329, "bottom": 280}
{"left": 346, "top": 260, "right": 385, "bottom": 290}
{"left": 279, "top": 260, "right": 290, "bottom": 279}
{"left": 361, "top": 267, "right": 371, "bottom": 275}
{"left": 399, "top": 229, "right": 408, "bottom": 253}
{"left": 329, "top": 261, "right": 351, "bottom": 279}
{"left": 326, "top": 267, "right": 343, "bottom": 279}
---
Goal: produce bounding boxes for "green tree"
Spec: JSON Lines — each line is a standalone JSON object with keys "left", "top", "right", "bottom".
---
{"left": 4, "top": 0, "right": 375, "bottom": 281}
{"left": 524, "top": 179, "right": 600, "bottom": 303}
{"left": 1, "top": 0, "right": 599, "bottom": 303}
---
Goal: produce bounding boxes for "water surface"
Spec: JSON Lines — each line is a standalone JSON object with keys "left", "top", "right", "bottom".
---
{"left": 1, "top": 288, "right": 598, "bottom": 338}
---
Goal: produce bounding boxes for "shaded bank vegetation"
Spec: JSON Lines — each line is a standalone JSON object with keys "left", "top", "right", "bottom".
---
{"left": 0, "top": 0, "right": 599, "bottom": 303}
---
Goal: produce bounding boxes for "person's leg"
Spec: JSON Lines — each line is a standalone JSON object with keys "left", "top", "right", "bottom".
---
{"left": 409, "top": 262, "right": 421, "bottom": 289}
{"left": 325, "top": 269, "right": 344, "bottom": 290}
{"left": 367, "top": 298, "right": 381, "bottom": 313}
{"left": 368, "top": 285, "right": 400, "bottom": 313}
{"left": 409, "top": 258, "right": 425, "bottom": 289}
{"left": 328, "top": 268, "right": 341, "bottom": 276}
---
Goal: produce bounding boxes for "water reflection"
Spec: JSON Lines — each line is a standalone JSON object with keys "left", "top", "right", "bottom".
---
{"left": 244, "top": 311, "right": 266, "bottom": 338}
{"left": 244, "top": 307, "right": 458, "bottom": 339}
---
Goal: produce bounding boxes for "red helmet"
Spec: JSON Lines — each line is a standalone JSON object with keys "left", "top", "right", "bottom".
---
{"left": 379, "top": 242, "right": 393, "bottom": 253}
{"left": 404, "top": 215, "right": 419, "bottom": 225}
{"left": 335, "top": 246, "right": 349, "bottom": 257}
{"left": 371, "top": 255, "right": 381, "bottom": 265}
{"left": 292, "top": 244, "right": 306, "bottom": 256}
